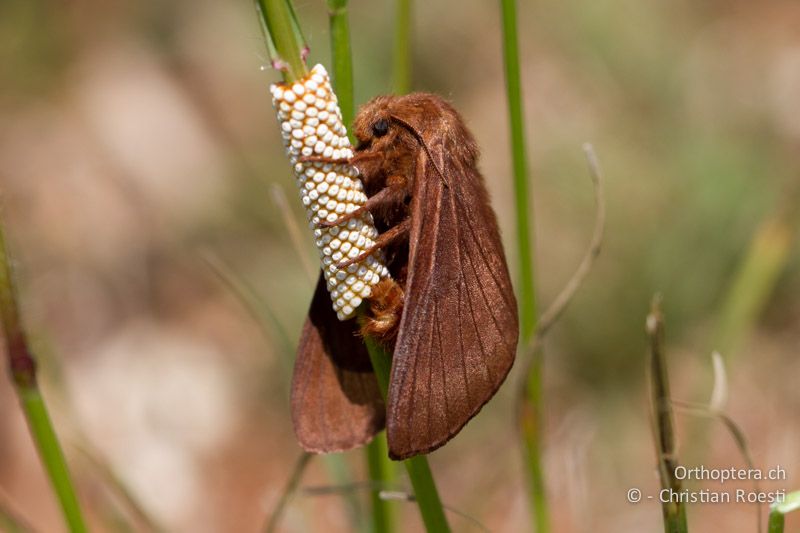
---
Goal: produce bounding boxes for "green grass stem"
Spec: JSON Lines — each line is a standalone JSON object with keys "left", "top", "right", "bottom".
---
{"left": 646, "top": 298, "right": 689, "bottom": 533}
{"left": 519, "top": 351, "right": 546, "bottom": 530}
{"left": 257, "top": 2, "right": 444, "bottom": 530}
{"left": 768, "top": 491, "right": 800, "bottom": 533}
{"left": 499, "top": 0, "right": 536, "bottom": 340}
{"left": 768, "top": 512, "right": 785, "bottom": 533}
{"left": 371, "top": 3, "right": 415, "bottom": 525}
{"left": 0, "top": 221, "right": 87, "bottom": 533}
{"left": 498, "top": 0, "right": 546, "bottom": 530}
{"left": 392, "top": 0, "right": 412, "bottom": 94}
{"left": 327, "top": 0, "right": 355, "bottom": 125}
{"left": 365, "top": 434, "right": 396, "bottom": 533}
{"left": 255, "top": 3, "right": 370, "bottom": 528}
{"left": 325, "top": 4, "right": 397, "bottom": 529}
{"left": 256, "top": 0, "right": 308, "bottom": 82}
{"left": 365, "top": 337, "right": 450, "bottom": 533}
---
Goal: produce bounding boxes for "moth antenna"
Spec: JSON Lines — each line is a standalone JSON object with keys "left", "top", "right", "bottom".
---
{"left": 389, "top": 115, "right": 450, "bottom": 187}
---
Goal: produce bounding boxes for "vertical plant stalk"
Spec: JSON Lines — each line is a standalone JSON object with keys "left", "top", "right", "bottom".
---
{"left": 259, "top": 1, "right": 372, "bottom": 529}
{"left": 499, "top": 0, "right": 536, "bottom": 340}
{"left": 258, "top": 1, "right": 448, "bottom": 531}
{"left": 768, "top": 512, "right": 785, "bottom": 533}
{"left": 392, "top": 0, "right": 412, "bottom": 94}
{"left": 325, "top": 3, "right": 396, "bottom": 529}
{"left": 373, "top": 0, "right": 416, "bottom": 524}
{"left": 365, "top": 436, "right": 394, "bottom": 533}
{"left": 364, "top": 338, "right": 450, "bottom": 533}
{"left": 768, "top": 491, "right": 800, "bottom": 533}
{"left": 257, "top": 0, "right": 308, "bottom": 81}
{"left": 518, "top": 352, "right": 546, "bottom": 530}
{"left": 646, "top": 297, "right": 688, "bottom": 533}
{"left": 499, "top": 0, "right": 546, "bottom": 530}
{"left": 517, "top": 145, "right": 605, "bottom": 533}
{"left": 367, "top": 4, "right": 448, "bottom": 526}
{"left": 0, "top": 221, "right": 87, "bottom": 533}
{"left": 327, "top": 0, "right": 355, "bottom": 126}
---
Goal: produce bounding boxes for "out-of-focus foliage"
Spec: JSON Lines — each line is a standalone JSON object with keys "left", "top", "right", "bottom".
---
{"left": 0, "top": 0, "right": 798, "bottom": 531}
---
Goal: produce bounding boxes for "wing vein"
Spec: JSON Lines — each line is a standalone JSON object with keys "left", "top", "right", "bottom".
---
{"left": 447, "top": 186, "right": 472, "bottom": 407}
{"left": 456, "top": 255, "right": 471, "bottom": 406}
{"left": 463, "top": 235, "right": 514, "bottom": 354}
{"left": 456, "top": 191, "right": 516, "bottom": 313}
{"left": 434, "top": 303, "right": 450, "bottom": 428}
{"left": 426, "top": 300, "right": 437, "bottom": 439}
{"left": 462, "top": 256, "right": 494, "bottom": 384}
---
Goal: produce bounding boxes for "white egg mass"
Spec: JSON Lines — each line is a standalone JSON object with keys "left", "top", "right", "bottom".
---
{"left": 270, "top": 64, "right": 390, "bottom": 320}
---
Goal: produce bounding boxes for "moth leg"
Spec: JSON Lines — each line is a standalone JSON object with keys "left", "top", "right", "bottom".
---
{"left": 319, "top": 182, "right": 406, "bottom": 228}
{"left": 298, "top": 155, "right": 351, "bottom": 165}
{"left": 299, "top": 151, "right": 382, "bottom": 167}
{"left": 336, "top": 218, "right": 411, "bottom": 269}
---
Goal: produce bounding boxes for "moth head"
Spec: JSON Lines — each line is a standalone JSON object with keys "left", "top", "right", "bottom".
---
{"left": 352, "top": 93, "right": 476, "bottom": 181}
{"left": 352, "top": 96, "right": 402, "bottom": 151}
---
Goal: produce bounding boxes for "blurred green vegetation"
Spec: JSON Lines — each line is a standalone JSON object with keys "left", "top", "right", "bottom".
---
{"left": 1, "top": 0, "right": 798, "bottom": 531}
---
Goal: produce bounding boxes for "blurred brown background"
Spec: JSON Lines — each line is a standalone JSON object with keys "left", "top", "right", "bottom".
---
{"left": 1, "top": 0, "right": 799, "bottom": 531}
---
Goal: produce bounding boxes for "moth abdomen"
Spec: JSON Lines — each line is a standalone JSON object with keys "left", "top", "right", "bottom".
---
{"left": 361, "top": 278, "right": 405, "bottom": 344}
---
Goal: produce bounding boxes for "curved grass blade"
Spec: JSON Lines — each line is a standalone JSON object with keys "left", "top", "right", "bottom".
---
{"left": 0, "top": 219, "right": 87, "bottom": 533}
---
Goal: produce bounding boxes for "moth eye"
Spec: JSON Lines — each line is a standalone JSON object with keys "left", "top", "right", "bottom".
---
{"left": 372, "top": 119, "right": 389, "bottom": 137}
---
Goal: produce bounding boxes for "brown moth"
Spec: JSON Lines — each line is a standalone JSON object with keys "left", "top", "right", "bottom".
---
{"left": 292, "top": 93, "right": 519, "bottom": 460}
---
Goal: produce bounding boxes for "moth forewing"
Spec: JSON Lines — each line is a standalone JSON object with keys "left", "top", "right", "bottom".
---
{"left": 350, "top": 94, "right": 519, "bottom": 459}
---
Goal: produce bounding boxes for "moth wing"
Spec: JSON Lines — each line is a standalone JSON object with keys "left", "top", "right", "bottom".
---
{"left": 292, "top": 274, "right": 385, "bottom": 453}
{"left": 386, "top": 139, "right": 519, "bottom": 460}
